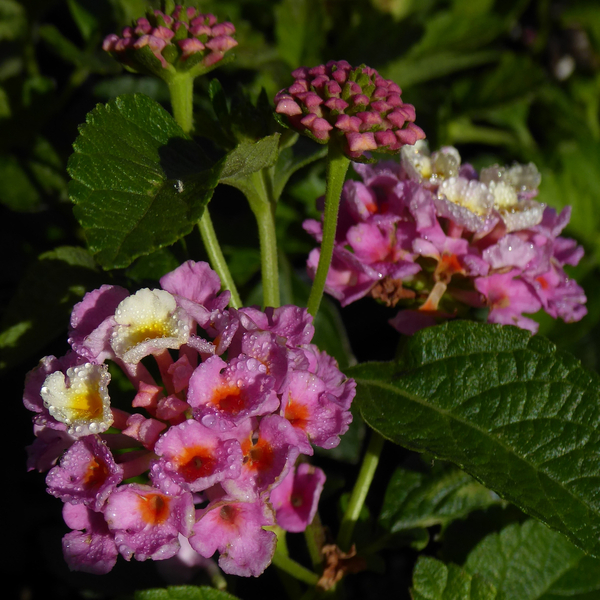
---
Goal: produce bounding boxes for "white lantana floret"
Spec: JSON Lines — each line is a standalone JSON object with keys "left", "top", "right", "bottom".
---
{"left": 110, "top": 288, "right": 190, "bottom": 364}
{"left": 41, "top": 363, "right": 113, "bottom": 436}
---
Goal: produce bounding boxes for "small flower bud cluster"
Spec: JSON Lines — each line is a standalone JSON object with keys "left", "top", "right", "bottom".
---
{"left": 24, "top": 261, "right": 354, "bottom": 577}
{"left": 275, "top": 61, "right": 425, "bottom": 160}
{"left": 304, "top": 141, "right": 587, "bottom": 334}
{"left": 103, "top": 5, "right": 237, "bottom": 77}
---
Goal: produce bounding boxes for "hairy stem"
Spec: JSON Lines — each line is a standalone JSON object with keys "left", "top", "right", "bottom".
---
{"left": 307, "top": 144, "right": 350, "bottom": 317}
{"left": 167, "top": 72, "right": 242, "bottom": 307}
{"left": 337, "top": 430, "right": 385, "bottom": 551}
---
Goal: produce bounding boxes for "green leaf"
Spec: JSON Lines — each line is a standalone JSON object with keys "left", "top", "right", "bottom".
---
{"left": 379, "top": 463, "right": 503, "bottom": 533}
{"left": 219, "top": 133, "right": 281, "bottom": 189}
{"left": 67, "top": 0, "right": 100, "bottom": 41}
{"left": 68, "top": 94, "right": 219, "bottom": 269}
{"left": 135, "top": 586, "right": 240, "bottom": 600}
{"left": 0, "top": 0, "right": 26, "bottom": 41}
{"left": 465, "top": 520, "right": 600, "bottom": 599}
{"left": 274, "top": 0, "right": 327, "bottom": 69}
{"left": 382, "top": 50, "right": 499, "bottom": 89}
{"left": 411, "top": 556, "right": 498, "bottom": 600}
{"left": 0, "top": 247, "right": 102, "bottom": 370}
{"left": 272, "top": 140, "right": 327, "bottom": 202}
{"left": 349, "top": 320, "right": 600, "bottom": 557}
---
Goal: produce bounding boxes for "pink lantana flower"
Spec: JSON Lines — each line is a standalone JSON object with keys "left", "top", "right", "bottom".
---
{"left": 104, "top": 484, "right": 195, "bottom": 562}
{"left": 270, "top": 463, "right": 326, "bottom": 532}
{"left": 190, "top": 499, "right": 277, "bottom": 577}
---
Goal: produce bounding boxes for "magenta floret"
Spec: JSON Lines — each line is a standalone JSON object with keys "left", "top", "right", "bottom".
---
{"left": 275, "top": 60, "right": 425, "bottom": 160}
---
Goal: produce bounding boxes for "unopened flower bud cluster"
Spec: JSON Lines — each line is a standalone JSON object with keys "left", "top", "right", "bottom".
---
{"left": 275, "top": 60, "right": 425, "bottom": 160}
{"left": 304, "top": 141, "right": 587, "bottom": 333}
{"left": 103, "top": 5, "right": 237, "bottom": 75}
{"left": 24, "top": 261, "right": 353, "bottom": 577}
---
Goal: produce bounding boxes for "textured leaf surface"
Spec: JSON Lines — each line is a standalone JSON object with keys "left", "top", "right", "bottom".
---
{"left": 379, "top": 464, "right": 503, "bottom": 533}
{"left": 465, "top": 520, "right": 600, "bottom": 599}
{"left": 348, "top": 321, "right": 600, "bottom": 556}
{"left": 411, "top": 557, "right": 497, "bottom": 600}
{"left": 68, "top": 94, "right": 218, "bottom": 269}
{"left": 135, "top": 586, "right": 240, "bottom": 600}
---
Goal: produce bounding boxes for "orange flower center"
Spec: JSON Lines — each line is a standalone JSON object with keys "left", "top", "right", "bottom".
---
{"left": 177, "top": 446, "right": 216, "bottom": 481}
{"left": 138, "top": 493, "right": 170, "bottom": 525}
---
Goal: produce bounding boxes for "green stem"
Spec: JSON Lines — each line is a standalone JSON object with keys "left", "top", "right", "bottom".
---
{"left": 198, "top": 211, "right": 242, "bottom": 309}
{"left": 167, "top": 74, "right": 194, "bottom": 135}
{"left": 167, "top": 72, "right": 242, "bottom": 307}
{"left": 245, "top": 170, "right": 280, "bottom": 309}
{"left": 307, "top": 144, "right": 350, "bottom": 317}
{"left": 304, "top": 513, "right": 326, "bottom": 572}
{"left": 337, "top": 430, "right": 385, "bottom": 551}
{"left": 272, "top": 549, "right": 320, "bottom": 586}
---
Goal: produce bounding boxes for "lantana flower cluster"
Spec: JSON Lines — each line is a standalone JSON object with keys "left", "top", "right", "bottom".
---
{"left": 304, "top": 141, "right": 587, "bottom": 334}
{"left": 275, "top": 60, "right": 426, "bottom": 159}
{"left": 24, "top": 261, "right": 354, "bottom": 577}
{"left": 103, "top": 5, "right": 237, "bottom": 76}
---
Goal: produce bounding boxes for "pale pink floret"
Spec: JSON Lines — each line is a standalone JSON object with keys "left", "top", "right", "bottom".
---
{"left": 104, "top": 484, "right": 195, "bottom": 562}
{"left": 237, "top": 305, "right": 315, "bottom": 348}
{"left": 280, "top": 370, "right": 352, "bottom": 454}
{"left": 160, "top": 260, "right": 230, "bottom": 328}
{"left": 68, "top": 284, "right": 130, "bottom": 363}
{"left": 153, "top": 419, "right": 243, "bottom": 492}
{"left": 62, "top": 503, "right": 118, "bottom": 574}
{"left": 190, "top": 500, "right": 276, "bottom": 577}
{"left": 46, "top": 436, "right": 123, "bottom": 511}
{"left": 222, "top": 415, "right": 300, "bottom": 501}
{"left": 187, "top": 355, "right": 279, "bottom": 430}
{"left": 270, "top": 463, "right": 326, "bottom": 532}
{"left": 475, "top": 270, "right": 542, "bottom": 333}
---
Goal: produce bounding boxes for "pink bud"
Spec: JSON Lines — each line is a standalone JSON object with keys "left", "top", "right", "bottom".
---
{"left": 386, "top": 94, "right": 403, "bottom": 107}
{"left": 206, "top": 35, "right": 238, "bottom": 52}
{"left": 325, "top": 80, "right": 342, "bottom": 96}
{"left": 375, "top": 130, "right": 397, "bottom": 147}
{"left": 397, "top": 104, "right": 416, "bottom": 121}
{"left": 335, "top": 114, "right": 361, "bottom": 132}
{"left": 275, "top": 97, "right": 303, "bottom": 116}
{"left": 324, "top": 97, "right": 349, "bottom": 111}
{"left": 178, "top": 38, "right": 205, "bottom": 58}
{"left": 289, "top": 80, "right": 309, "bottom": 94}
{"left": 152, "top": 26, "right": 175, "bottom": 41}
{"left": 347, "top": 132, "right": 378, "bottom": 152}
{"left": 102, "top": 34, "right": 119, "bottom": 52}
{"left": 370, "top": 100, "right": 392, "bottom": 113}
{"left": 352, "top": 94, "right": 370, "bottom": 106}
{"left": 190, "top": 22, "right": 212, "bottom": 36}
{"left": 387, "top": 110, "right": 406, "bottom": 128}
{"left": 311, "top": 75, "right": 330, "bottom": 90}
{"left": 134, "top": 18, "right": 152, "bottom": 35}
{"left": 212, "top": 22, "right": 236, "bottom": 36}
{"left": 291, "top": 66, "right": 309, "bottom": 78}
{"left": 357, "top": 111, "right": 383, "bottom": 127}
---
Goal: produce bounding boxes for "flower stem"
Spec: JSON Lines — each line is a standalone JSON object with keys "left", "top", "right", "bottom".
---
{"left": 198, "top": 211, "right": 242, "bottom": 309}
{"left": 167, "top": 74, "right": 194, "bottom": 135}
{"left": 337, "top": 430, "right": 385, "bottom": 551}
{"left": 167, "top": 73, "right": 242, "bottom": 308}
{"left": 272, "top": 549, "right": 320, "bottom": 586}
{"left": 307, "top": 143, "right": 350, "bottom": 317}
{"left": 245, "top": 170, "right": 280, "bottom": 309}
